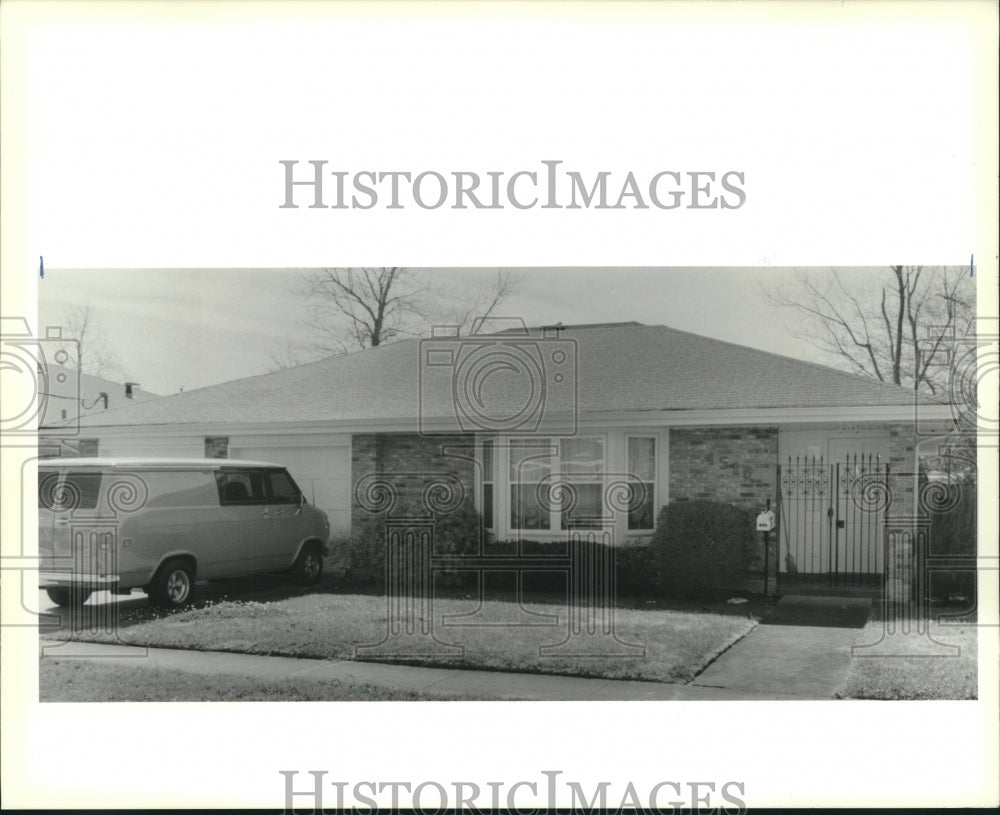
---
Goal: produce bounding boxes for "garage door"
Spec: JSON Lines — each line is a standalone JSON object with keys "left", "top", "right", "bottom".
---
{"left": 230, "top": 444, "right": 352, "bottom": 534}
{"left": 98, "top": 437, "right": 204, "bottom": 458}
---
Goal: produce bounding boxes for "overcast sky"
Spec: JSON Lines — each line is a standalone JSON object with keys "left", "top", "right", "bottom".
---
{"left": 36, "top": 266, "right": 856, "bottom": 396}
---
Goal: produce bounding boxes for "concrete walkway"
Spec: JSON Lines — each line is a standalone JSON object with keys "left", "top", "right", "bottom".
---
{"left": 43, "top": 640, "right": 792, "bottom": 702}
{"left": 691, "top": 595, "right": 872, "bottom": 698}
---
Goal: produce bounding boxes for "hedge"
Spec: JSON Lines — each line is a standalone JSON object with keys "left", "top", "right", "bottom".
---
{"left": 649, "top": 500, "right": 754, "bottom": 594}
{"left": 338, "top": 503, "right": 483, "bottom": 585}
{"left": 925, "top": 474, "right": 977, "bottom": 601}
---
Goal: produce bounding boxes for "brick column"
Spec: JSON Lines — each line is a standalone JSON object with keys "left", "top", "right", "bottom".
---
{"left": 204, "top": 436, "right": 229, "bottom": 459}
{"left": 883, "top": 515, "right": 930, "bottom": 625}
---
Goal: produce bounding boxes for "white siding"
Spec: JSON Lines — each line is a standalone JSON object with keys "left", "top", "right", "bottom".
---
{"left": 98, "top": 435, "right": 204, "bottom": 458}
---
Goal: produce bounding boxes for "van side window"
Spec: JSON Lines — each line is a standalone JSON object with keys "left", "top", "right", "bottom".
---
{"left": 38, "top": 472, "right": 61, "bottom": 509}
{"left": 41, "top": 471, "right": 102, "bottom": 510}
{"left": 144, "top": 471, "right": 219, "bottom": 508}
{"left": 216, "top": 470, "right": 268, "bottom": 505}
{"left": 268, "top": 470, "right": 302, "bottom": 504}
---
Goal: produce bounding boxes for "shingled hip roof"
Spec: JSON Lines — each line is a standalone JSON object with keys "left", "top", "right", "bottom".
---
{"left": 75, "top": 323, "right": 949, "bottom": 429}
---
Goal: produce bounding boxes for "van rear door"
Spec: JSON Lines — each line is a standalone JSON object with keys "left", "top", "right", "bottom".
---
{"left": 40, "top": 468, "right": 111, "bottom": 583}
{"left": 38, "top": 467, "right": 62, "bottom": 574}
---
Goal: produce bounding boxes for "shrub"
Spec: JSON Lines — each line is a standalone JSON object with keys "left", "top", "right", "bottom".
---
{"left": 341, "top": 504, "right": 484, "bottom": 585}
{"left": 615, "top": 544, "right": 657, "bottom": 593}
{"left": 649, "top": 500, "right": 754, "bottom": 594}
{"left": 481, "top": 538, "right": 657, "bottom": 597}
{"left": 926, "top": 474, "right": 977, "bottom": 601}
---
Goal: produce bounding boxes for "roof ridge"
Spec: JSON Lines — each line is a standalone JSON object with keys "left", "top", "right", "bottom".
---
{"left": 645, "top": 323, "right": 937, "bottom": 400}
{"left": 494, "top": 321, "right": 645, "bottom": 334}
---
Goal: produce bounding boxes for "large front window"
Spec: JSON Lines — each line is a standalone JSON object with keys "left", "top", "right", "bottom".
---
{"left": 508, "top": 437, "right": 606, "bottom": 531}
{"left": 559, "top": 437, "right": 605, "bottom": 529}
{"left": 509, "top": 439, "right": 553, "bottom": 530}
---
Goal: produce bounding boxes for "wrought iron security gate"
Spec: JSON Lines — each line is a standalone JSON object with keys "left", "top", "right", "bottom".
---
{"left": 777, "top": 455, "right": 890, "bottom": 589}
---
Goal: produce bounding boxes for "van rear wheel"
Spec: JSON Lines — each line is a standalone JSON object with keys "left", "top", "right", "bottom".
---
{"left": 290, "top": 542, "right": 323, "bottom": 585}
{"left": 46, "top": 587, "right": 91, "bottom": 607}
{"left": 148, "top": 559, "right": 195, "bottom": 608}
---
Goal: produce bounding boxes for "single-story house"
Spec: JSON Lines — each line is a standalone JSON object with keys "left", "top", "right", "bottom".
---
{"left": 66, "top": 322, "right": 957, "bottom": 591}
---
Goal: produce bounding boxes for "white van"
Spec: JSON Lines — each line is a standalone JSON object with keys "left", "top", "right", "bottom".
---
{"left": 38, "top": 458, "right": 331, "bottom": 608}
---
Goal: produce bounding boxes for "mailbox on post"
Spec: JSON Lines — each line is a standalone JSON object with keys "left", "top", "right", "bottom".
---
{"left": 756, "top": 509, "right": 775, "bottom": 532}
{"left": 757, "top": 499, "right": 776, "bottom": 599}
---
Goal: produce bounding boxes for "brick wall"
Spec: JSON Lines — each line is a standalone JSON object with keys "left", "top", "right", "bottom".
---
{"left": 351, "top": 433, "right": 476, "bottom": 529}
{"left": 204, "top": 436, "right": 229, "bottom": 459}
{"left": 78, "top": 438, "right": 99, "bottom": 457}
{"left": 41, "top": 438, "right": 99, "bottom": 458}
{"left": 887, "top": 422, "right": 917, "bottom": 515}
{"left": 885, "top": 423, "right": 921, "bottom": 603}
{"left": 668, "top": 426, "right": 778, "bottom": 512}
{"left": 668, "top": 426, "right": 779, "bottom": 582}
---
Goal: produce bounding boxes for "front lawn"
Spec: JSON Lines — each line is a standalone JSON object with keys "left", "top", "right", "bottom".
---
{"left": 39, "top": 657, "right": 491, "bottom": 702}
{"left": 837, "top": 612, "right": 978, "bottom": 700}
{"left": 44, "top": 592, "right": 761, "bottom": 685}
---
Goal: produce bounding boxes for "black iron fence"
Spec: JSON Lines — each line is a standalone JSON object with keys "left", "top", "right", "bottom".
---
{"left": 777, "top": 455, "right": 890, "bottom": 590}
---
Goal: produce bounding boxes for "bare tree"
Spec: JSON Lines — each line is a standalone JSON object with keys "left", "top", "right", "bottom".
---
{"left": 440, "top": 269, "right": 525, "bottom": 335}
{"left": 62, "top": 305, "right": 121, "bottom": 379}
{"left": 765, "top": 266, "right": 974, "bottom": 394}
{"left": 271, "top": 268, "right": 524, "bottom": 368}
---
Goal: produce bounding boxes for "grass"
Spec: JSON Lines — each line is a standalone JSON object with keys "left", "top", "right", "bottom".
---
{"left": 43, "top": 590, "right": 761, "bottom": 685}
{"left": 39, "top": 657, "right": 493, "bottom": 702}
{"left": 837, "top": 609, "right": 978, "bottom": 700}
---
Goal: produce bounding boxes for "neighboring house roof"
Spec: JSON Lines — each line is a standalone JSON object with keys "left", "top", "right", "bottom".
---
{"left": 75, "top": 323, "right": 946, "bottom": 430}
{"left": 40, "top": 364, "right": 160, "bottom": 427}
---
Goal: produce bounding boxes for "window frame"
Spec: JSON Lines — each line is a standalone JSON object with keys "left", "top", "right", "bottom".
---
{"left": 267, "top": 468, "right": 305, "bottom": 505}
{"left": 506, "top": 435, "right": 609, "bottom": 533}
{"left": 480, "top": 437, "right": 496, "bottom": 531}
{"left": 625, "top": 434, "right": 658, "bottom": 532}
{"left": 38, "top": 469, "right": 105, "bottom": 511}
{"left": 507, "top": 437, "right": 556, "bottom": 532}
{"left": 215, "top": 467, "right": 273, "bottom": 506}
{"left": 557, "top": 436, "right": 607, "bottom": 530}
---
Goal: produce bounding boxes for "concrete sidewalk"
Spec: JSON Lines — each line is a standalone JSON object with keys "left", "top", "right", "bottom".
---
{"left": 691, "top": 595, "right": 872, "bottom": 698}
{"left": 41, "top": 640, "right": 790, "bottom": 702}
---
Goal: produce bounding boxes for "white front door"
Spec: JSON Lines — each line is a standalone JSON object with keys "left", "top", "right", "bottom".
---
{"left": 828, "top": 437, "right": 890, "bottom": 577}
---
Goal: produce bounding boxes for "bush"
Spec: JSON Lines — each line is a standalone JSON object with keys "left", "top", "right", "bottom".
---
{"left": 615, "top": 544, "right": 657, "bottom": 593}
{"left": 649, "top": 501, "right": 754, "bottom": 594}
{"left": 340, "top": 504, "right": 484, "bottom": 585}
{"left": 481, "top": 538, "right": 657, "bottom": 597}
